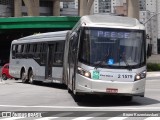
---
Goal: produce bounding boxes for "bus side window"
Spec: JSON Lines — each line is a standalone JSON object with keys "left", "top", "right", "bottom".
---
{"left": 22, "top": 44, "right": 26, "bottom": 58}
{"left": 21, "top": 45, "right": 24, "bottom": 53}
{"left": 70, "top": 31, "right": 79, "bottom": 64}
{"left": 35, "top": 44, "right": 41, "bottom": 59}
{"left": 14, "top": 45, "right": 19, "bottom": 58}
{"left": 72, "top": 32, "right": 79, "bottom": 51}
{"left": 28, "top": 44, "right": 34, "bottom": 58}
{"left": 40, "top": 43, "right": 47, "bottom": 65}
{"left": 33, "top": 44, "right": 37, "bottom": 53}
{"left": 12, "top": 45, "right": 16, "bottom": 59}
{"left": 26, "top": 44, "right": 30, "bottom": 58}
{"left": 17, "top": 44, "right": 22, "bottom": 58}
{"left": 53, "top": 41, "right": 64, "bottom": 66}
{"left": 33, "top": 44, "right": 38, "bottom": 58}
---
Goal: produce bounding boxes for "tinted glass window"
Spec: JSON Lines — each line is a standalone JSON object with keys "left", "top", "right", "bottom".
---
{"left": 79, "top": 27, "right": 146, "bottom": 69}
{"left": 53, "top": 42, "right": 65, "bottom": 66}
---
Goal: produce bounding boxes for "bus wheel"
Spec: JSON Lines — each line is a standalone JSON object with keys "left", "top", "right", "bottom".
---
{"left": 14, "top": 78, "right": 19, "bottom": 80}
{"left": 28, "top": 70, "right": 34, "bottom": 84}
{"left": 21, "top": 70, "right": 27, "bottom": 83}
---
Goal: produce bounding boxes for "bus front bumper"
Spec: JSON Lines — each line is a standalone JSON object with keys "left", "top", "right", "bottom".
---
{"left": 75, "top": 75, "right": 146, "bottom": 97}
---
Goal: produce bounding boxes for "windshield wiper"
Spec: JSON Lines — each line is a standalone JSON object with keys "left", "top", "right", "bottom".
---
{"left": 120, "top": 53, "right": 132, "bottom": 71}
{"left": 94, "top": 48, "right": 110, "bottom": 69}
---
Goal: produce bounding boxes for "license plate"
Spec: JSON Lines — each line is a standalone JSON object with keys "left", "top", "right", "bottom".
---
{"left": 106, "top": 88, "right": 118, "bottom": 93}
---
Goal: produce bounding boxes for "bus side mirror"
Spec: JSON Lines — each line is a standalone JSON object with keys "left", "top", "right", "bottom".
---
{"left": 147, "top": 44, "right": 152, "bottom": 58}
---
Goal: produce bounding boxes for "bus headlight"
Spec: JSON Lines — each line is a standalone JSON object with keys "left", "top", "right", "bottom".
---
{"left": 77, "top": 67, "right": 91, "bottom": 78}
{"left": 135, "top": 71, "right": 146, "bottom": 81}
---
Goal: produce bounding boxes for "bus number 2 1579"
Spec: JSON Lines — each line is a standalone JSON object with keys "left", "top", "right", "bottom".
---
{"left": 118, "top": 74, "right": 133, "bottom": 79}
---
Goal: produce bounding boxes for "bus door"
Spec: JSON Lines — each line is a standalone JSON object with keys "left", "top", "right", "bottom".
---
{"left": 45, "top": 44, "right": 55, "bottom": 79}
{"left": 69, "top": 32, "right": 80, "bottom": 88}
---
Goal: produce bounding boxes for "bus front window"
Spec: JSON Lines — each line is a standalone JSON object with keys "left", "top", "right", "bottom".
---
{"left": 79, "top": 27, "right": 146, "bottom": 69}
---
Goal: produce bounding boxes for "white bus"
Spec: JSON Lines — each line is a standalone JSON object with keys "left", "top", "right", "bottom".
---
{"left": 63, "top": 15, "right": 148, "bottom": 102}
{"left": 9, "top": 31, "right": 68, "bottom": 84}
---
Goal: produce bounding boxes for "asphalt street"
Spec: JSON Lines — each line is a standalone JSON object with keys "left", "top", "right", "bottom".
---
{"left": 0, "top": 72, "right": 159, "bottom": 119}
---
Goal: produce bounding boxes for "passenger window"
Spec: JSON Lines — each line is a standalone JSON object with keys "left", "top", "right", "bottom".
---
{"left": 15, "top": 45, "right": 18, "bottom": 53}
{"left": 36, "top": 44, "right": 41, "bottom": 53}
{"left": 29, "top": 44, "right": 34, "bottom": 53}
{"left": 34, "top": 44, "right": 41, "bottom": 59}
{"left": 40, "top": 43, "right": 47, "bottom": 65}
{"left": 33, "top": 44, "right": 37, "bottom": 53}
{"left": 12, "top": 45, "right": 16, "bottom": 59}
{"left": 26, "top": 44, "right": 30, "bottom": 53}
{"left": 21, "top": 45, "right": 24, "bottom": 53}
{"left": 17, "top": 45, "right": 22, "bottom": 53}
{"left": 53, "top": 41, "right": 65, "bottom": 66}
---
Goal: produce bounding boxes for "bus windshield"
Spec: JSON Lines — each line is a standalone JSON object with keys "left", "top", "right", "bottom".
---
{"left": 79, "top": 27, "right": 146, "bottom": 69}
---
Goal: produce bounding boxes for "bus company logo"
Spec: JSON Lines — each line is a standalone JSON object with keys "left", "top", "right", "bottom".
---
{"left": 100, "top": 74, "right": 113, "bottom": 78}
{"left": 2, "top": 112, "right": 12, "bottom": 117}
{"left": 92, "top": 71, "right": 100, "bottom": 80}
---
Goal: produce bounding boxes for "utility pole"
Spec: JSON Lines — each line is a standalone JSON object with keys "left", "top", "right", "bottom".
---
{"left": 127, "top": 0, "right": 139, "bottom": 19}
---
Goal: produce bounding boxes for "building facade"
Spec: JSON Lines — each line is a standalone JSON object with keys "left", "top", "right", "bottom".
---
{"left": 139, "top": 0, "right": 160, "bottom": 54}
{"left": 93, "top": 0, "right": 126, "bottom": 15}
{"left": 0, "top": 0, "right": 77, "bottom": 17}
{"left": 139, "top": 0, "right": 146, "bottom": 11}
{"left": 94, "top": 0, "right": 111, "bottom": 14}
{"left": 0, "top": 0, "right": 14, "bottom": 17}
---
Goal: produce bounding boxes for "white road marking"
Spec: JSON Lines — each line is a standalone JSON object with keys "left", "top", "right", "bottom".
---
{"left": 0, "top": 117, "right": 25, "bottom": 120}
{"left": 71, "top": 117, "right": 92, "bottom": 120}
{"left": 107, "top": 117, "right": 128, "bottom": 120}
{"left": 72, "top": 112, "right": 106, "bottom": 120}
{"left": 144, "top": 117, "right": 160, "bottom": 120}
{"left": 34, "top": 117, "right": 57, "bottom": 120}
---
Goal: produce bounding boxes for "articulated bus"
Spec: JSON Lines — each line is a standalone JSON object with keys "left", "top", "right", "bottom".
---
{"left": 63, "top": 15, "right": 148, "bottom": 101}
{"left": 9, "top": 31, "right": 68, "bottom": 84}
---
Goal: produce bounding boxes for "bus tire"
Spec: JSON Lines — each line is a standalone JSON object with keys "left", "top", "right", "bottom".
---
{"left": 21, "top": 70, "right": 27, "bottom": 83}
{"left": 15, "top": 78, "right": 19, "bottom": 80}
{"left": 28, "top": 70, "right": 34, "bottom": 84}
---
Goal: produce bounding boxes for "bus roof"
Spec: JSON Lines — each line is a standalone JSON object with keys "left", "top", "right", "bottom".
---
{"left": 12, "top": 30, "right": 68, "bottom": 44}
{"left": 18, "top": 30, "right": 69, "bottom": 41}
{"left": 79, "top": 15, "right": 144, "bottom": 29}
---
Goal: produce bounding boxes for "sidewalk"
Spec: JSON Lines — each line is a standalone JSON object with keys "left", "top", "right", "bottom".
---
{"left": 0, "top": 79, "right": 7, "bottom": 84}
{"left": 147, "top": 71, "right": 160, "bottom": 78}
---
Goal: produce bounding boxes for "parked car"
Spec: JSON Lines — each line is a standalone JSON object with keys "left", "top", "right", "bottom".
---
{"left": 1, "top": 63, "right": 13, "bottom": 80}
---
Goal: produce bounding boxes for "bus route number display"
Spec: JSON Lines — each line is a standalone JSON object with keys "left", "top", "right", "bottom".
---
{"left": 97, "top": 31, "right": 130, "bottom": 39}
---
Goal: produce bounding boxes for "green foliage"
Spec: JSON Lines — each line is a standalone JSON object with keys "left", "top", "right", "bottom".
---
{"left": 147, "top": 63, "right": 160, "bottom": 71}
